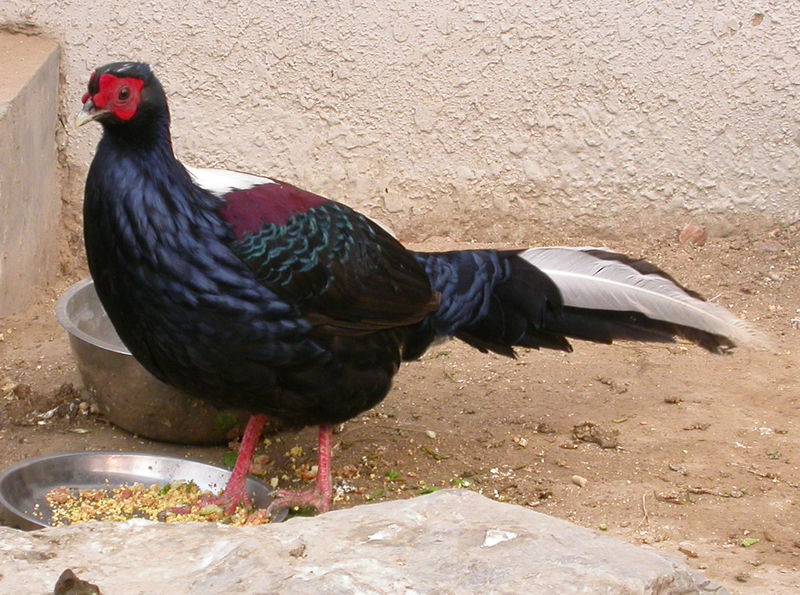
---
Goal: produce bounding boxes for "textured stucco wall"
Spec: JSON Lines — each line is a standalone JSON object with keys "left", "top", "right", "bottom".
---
{"left": 2, "top": 1, "right": 799, "bottom": 235}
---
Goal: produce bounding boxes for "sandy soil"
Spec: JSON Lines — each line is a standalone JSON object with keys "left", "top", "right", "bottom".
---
{"left": 0, "top": 214, "right": 798, "bottom": 592}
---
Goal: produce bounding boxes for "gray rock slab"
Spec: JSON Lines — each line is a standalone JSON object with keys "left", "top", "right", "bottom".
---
{"left": 0, "top": 489, "right": 727, "bottom": 594}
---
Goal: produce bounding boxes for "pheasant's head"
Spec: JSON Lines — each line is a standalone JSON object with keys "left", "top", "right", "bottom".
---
{"left": 77, "top": 62, "right": 167, "bottom": 130}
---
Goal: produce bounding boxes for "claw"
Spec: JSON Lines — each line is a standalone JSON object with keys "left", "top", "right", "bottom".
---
{"left": 267, "top": 425, "right": 334, "bottom": 517}
{"left": 266, "top": 488, "right": 329, "bottom": 517}
{"left": 196, "top": 490, "right": 253, "bottom": 516}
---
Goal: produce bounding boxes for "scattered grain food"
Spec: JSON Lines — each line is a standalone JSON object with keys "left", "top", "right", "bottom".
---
{"left": 45, "top": 480, "right": 272, "bottom": 526}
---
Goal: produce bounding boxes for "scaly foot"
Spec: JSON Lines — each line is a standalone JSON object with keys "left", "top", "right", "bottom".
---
{"left": 267, "top": 424, "right": 333, "bottom": 516}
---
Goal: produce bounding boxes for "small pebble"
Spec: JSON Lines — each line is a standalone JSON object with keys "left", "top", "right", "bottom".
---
{"left": 289, "top": 543, "right": 307, "bottom": 558}
{"left": 425, "top": 430, "right": 436, "bottom": 439}
{"left": 679, "top": 223, "right": 707, "bottom": 246}
{"left": 741, "top": 537, "right": 760, "bottom": 548}
{"left": 753, "top": 240, "right": 782, "bottom": 253}
{"left": 53, "top": 568, "right": 101, "bottom": 595}
{"left": 0, "top": 376, "right": 15, "bottom": 396}
{"left": 251, "top": 454, "right": 271, "bottom": 475}
{"left": 678, "top": 541, "right": 699, "bottom": 558}
{"left": 571, "top": 475, "right": 588, "bottom": 488}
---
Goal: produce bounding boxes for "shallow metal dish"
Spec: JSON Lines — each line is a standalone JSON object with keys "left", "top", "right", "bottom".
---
{"left": 0, "top": 452, "right": 286, "bottom": 530}
{"left": 55, "top": 279, "right": 247, "bottom": 445}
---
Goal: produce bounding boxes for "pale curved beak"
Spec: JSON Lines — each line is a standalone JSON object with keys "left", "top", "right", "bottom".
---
{"left": 75, "top": 99, "right": 106, "bottom": 127}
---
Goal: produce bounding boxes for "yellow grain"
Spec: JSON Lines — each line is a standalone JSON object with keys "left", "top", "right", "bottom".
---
{"left": 45, "top": 481, "right": 272, "bottom": 527}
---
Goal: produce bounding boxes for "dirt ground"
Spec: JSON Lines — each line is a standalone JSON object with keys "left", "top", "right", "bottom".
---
{"left": 0, "top": 212, "right": 798, "bottom": 592}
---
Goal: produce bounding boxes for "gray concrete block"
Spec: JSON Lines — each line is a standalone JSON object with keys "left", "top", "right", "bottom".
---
{"left": 0, "top": 489, "right": 727, "bottom": 594}
{"left": 0, "top": 32, "right": 60, "bottom": 316}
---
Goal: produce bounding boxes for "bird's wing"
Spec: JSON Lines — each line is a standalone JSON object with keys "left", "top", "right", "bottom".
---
{"left": 189, "top": 166, "right": 438, "bottom": 334}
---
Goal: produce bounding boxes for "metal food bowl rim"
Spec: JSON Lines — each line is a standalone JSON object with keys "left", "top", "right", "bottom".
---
{"left": 55, "top": 278, "right": 131, "bottom": 356}
{"left": 0, "top": 451, "right": 284, "bottom": 528}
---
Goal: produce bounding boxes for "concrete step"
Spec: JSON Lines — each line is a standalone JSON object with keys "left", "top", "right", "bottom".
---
{"left": 0, "top": 31, "right": 60, "bottom": 317}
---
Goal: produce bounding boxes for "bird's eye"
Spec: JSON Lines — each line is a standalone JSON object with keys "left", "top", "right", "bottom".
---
{"left": 118, "top": 86, "right": 131, "bottom": 101}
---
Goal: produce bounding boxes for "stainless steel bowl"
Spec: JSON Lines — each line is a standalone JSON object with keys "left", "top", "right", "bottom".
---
{"left": 0, "top": 452, "right": 285, "bottom": 530}
{"left": 56, "top": 279, "right": 247, "bottom": 445}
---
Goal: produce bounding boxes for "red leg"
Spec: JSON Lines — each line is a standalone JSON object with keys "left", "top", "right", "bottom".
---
{"left": 315, "top": 424, "right": 333, "bottom": 512}
{"left": 213, "top": 414, "right": 268, "bottom": 514}
{"left": 267, "top": 424, "right": 334, "bottom": 516}
{"left": 165, "top": 414, "right": 268, "bottom": 518}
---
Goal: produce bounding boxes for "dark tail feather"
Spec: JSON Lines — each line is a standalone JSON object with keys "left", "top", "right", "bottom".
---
{"left": 540, "top": 307, "right": 733, "bottom": 352}
{"left": 415, "top": 250, "right": 569, "bottom": 357}
{"left": 416, "top": 247, "right": 767, "bottom": 358}
{"left": 454, "top": 256, "right": 572, "bottom": 355}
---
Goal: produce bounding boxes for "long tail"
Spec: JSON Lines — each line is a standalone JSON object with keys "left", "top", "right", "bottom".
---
{"left": 414, "top": 247, "right": 765, "bottom": 357}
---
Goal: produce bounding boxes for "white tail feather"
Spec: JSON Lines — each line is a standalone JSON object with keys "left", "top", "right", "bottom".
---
{"left": 520, "top": 247, "right": 766, "bottom": 349}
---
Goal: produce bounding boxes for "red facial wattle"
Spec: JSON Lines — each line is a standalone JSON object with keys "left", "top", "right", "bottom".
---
{"left": 87, "top": 74, "right": 144, "bottom": 121}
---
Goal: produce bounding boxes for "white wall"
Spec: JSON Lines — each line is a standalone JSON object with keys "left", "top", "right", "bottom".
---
{"left": 2, "top": 1, "right": 799, "bottom": 234}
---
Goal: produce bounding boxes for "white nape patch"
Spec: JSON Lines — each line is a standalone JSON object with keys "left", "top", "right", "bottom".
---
{"left": 185, "top": 165, "right": 275, "bottom": 197}
{"left": 186, "top": 164, "right": 401, "bottom": 239}
{"left": 482, "top": 529, "right": 518, "bottom": 548}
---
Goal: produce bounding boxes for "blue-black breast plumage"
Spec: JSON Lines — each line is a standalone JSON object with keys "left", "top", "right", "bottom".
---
{"left": 78, "top": 62, "right": 762, "bottom": 514}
